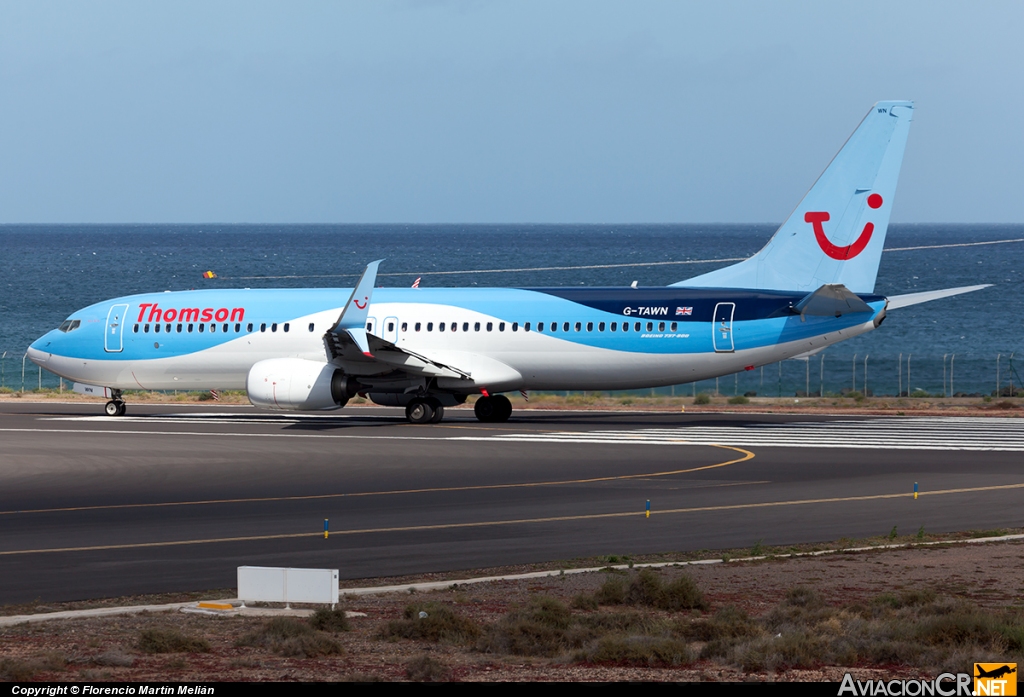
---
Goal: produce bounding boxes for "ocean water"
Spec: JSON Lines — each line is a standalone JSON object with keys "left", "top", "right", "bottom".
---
{"left": 2, "top": 223, "right": 1023, "bottom": 397}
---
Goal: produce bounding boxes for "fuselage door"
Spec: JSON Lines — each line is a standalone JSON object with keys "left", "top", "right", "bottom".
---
{"left": 712, "top": 302, "right": 735, "bottom": 353}
{"left": 105, "top": 303, "right": 130, "bottom": 353}
{"left": 383, "top": 316, "right": 399, "bottom": 344}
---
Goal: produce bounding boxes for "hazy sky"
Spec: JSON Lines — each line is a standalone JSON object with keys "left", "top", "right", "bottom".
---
{"left": 1, "top": 1, "right": 1021, "bottom": 223}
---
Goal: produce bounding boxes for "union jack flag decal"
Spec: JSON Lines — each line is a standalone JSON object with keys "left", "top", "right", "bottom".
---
{"left": 676, "top": 307, "right": 692, "bottom": 316}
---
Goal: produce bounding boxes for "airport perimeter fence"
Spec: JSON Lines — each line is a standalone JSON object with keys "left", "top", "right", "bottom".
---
{"left": 2, "top": 349, "right": 1024, "bottom": 400}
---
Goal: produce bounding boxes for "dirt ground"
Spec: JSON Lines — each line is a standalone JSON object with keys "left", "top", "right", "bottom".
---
{"left": 2, "top": 535, "right": 1023, "bottom": 682}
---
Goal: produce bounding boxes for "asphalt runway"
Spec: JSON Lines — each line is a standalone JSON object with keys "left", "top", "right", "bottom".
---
{"left": 1, "top": 401, "right": 1023, "bottom": 604}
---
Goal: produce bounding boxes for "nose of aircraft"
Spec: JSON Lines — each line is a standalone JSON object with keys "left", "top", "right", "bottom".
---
{"left": 27, "top": 337, "right": 52, "bottom": 366}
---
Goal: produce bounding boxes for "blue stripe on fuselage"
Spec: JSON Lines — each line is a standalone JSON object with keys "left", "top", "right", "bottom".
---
{"left": 32, "top": 286, "right": 884, "bottom": 361}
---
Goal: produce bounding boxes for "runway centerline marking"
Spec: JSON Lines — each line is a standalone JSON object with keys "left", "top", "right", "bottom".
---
{"left": 4, "top": 480, "right": 1023, "bottom": 557}
{"left": 0, "top": 445, "right": 754, "bottom": 516}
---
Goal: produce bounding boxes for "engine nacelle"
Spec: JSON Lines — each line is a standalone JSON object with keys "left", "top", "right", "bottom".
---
{"left": 246, "top": 358, "right": 358, "bottom": 411}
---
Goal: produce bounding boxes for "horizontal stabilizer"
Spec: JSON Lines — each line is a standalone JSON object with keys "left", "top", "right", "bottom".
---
{"left": 795, "top": 284, "right": 873, "bottom": 318}
{"left": 886, "top": 284, "right": 991, "bottom": 310}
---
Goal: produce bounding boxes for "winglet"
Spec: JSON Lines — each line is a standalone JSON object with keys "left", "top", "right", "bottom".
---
{"left": 330, "top": 259, "right": 384, "bottom": 356}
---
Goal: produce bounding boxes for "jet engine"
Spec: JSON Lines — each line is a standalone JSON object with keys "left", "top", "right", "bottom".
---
{"left": 246, "top": 358, "right": 358, "bottom": 411}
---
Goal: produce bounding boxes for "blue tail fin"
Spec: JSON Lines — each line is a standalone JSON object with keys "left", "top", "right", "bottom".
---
{"left": 674, "top": 101, "right": 913, "bottom": 294}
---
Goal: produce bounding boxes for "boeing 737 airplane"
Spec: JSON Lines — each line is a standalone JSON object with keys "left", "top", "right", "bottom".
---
{"left": 28, "top": 101, "right": 987, "bottom": 423}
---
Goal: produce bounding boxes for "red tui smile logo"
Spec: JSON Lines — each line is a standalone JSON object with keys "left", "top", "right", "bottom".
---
{"left": 806, "top": 193, "right": 883, "bottom": 260}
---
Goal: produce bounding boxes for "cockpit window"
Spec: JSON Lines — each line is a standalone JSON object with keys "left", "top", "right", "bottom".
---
{"left": 58, "top": 319, "right": 81, "bottom": 333}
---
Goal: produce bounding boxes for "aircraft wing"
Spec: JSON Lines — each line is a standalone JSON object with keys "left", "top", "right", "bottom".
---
{"left": 886, "top": 284, "right": 991, "bottom": 310}
{"left": 324, "top": 260, "right": 473, "bottom": 380}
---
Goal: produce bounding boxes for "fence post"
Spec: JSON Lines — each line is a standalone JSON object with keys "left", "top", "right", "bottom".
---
{"left": 943, "top": 354, "right": 948, "bottom": 397}
{"left": 997, "top": 354, "right": 1001, "bottom": 397}
{"left": 898, "top": 352, "right": 902, "bottom": 397}
{"left": 950, "top": 354, "right": 955, "bottom": 397}
{"left": 864, "top": 354, "right": 869, "bottom": 396}
{"left": 820, "top": 353, "right": 825, "bottom": 397}
{"left": 1, "top": 351, "right": 5, "bottom": 389}
{"left": 22, "top": 353, "right": 27, "bottom": 392}
{"left": 908, "top": 354, "right": 912, "bottom": 395}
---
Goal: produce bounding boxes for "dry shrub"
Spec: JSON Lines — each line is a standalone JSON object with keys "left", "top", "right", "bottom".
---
{"left": 138, "top": 628, "right": 210, "bottom": 654}
{"left": 93, "top": 649, "right": 135, "bottom": 667}
{"left": 582, "top": 635, "right": 693, "bottom": 667}
{"left": 597, "top": 569, "right": 708, "bottom": 611}
{"left": 310, "top": 607, "right": 351, "bottom": 633}
{"left": 405, "top": 654, "right": 448, "bottom": 681}
{"left": 381, "top": 602, "right": 481, "bottom": 644}
{"left": 478, "top": 596, "right": 573, "bottom": 657}
{"left": 236, "top": 617, "right": 341, "bottom": 657}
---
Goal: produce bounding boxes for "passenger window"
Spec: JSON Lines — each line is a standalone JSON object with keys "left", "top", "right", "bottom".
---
{"left": 439, "top": 323, "right": 445, "bottom": 332}
{"left": 415, "top": 322, "right": 422, "bottom": 331}
{"left": 260, "top": 323, "right": 266, "bottom": 332}
{"left": 586, "top": 322, "right": 593, "bottom": 331}
{"left": 224, "top": 323, "right": 230, "bottom": 333}
{"left": 536, "top": 322, "right": 543, "bottom": 332}
{"left": 271, "top": 323, "right": 277, "bottom": 332}
{"left": 498, "top": 322, "right": 505, "bottom": 331}
{"left": 133, "top": 324, "right": 139, "bottom": 333}
{"left": 575, "top": 322, "right": 581, "bottom": 332}
{"left": 635, "top": 322, "right": 641, "bottom": 332}
{"left": 401, "top": 322, "right": 407, "bottom": 332}
{"left": 562, "top": 322, "right": 569, "bottom": 331}
{"left": 235, "top": 323, "right": 240, "bottom": 332}
{"left": 144, "top": 324, "right": 150, "bottom": 333}
{"left": 387, "top": 322, "right": 394, "bottom": 332}
{"left": 198, "top": 324, "right": 204, "bottom": 333}
{"left": 463, "top": 322, "right": 469, "bottom": 332}
{"left": 247, "top": 323, "right": 253, "bottom": 332}
{"left": 551, "top": 322, "right": 557, "bottom": 332}
{"left": 474, "top": 322, "right": 481, "bottom": 331}
{"left": 210, "top": 324, "right": 216, "bottom": 333}
{"left": 188, "top": 323, "right": 194, "bottom": 333}
{"left": 427, "top": 322, "right": 433, "bottom": 331}
{"left": 308, "top": 323, "right": 314, "bottom": 332}
{"left": 670, "top": 322, "right": 677, "bottom": 331}
{"left": 486, "top": 322, "right": 493, "bottom": 331}
{"left": 524, "top": 322, "right": 530, "bottom": 331}
{"left": 511, "top": 322, "right": 517, "bottom": 331}
{"left": 284, "top": 323, "right": 290, "bottom": 332}
{"left": 452, "top": 322, "right": 458, "bottom": 332}
{"left": 154, "top": 324, "right": 160, "bottom": 333}
{"left": 177, "top": 323, "right": 183, "bottom": 333}
{"left": 658, "top": 322, "right": 665, "bottom": 332}
{"left": 622, "top": 322, "right": 628, "bottom": 332}
{"left": 647, "top": 322, "right": 653, "bottom": 331}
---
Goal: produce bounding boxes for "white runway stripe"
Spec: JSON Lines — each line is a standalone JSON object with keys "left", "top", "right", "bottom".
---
{"left": 482, "top": 417, "right": 1024, "bottom": 452}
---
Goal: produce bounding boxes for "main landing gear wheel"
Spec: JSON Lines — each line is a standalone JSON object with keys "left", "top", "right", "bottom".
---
{"left": 474, "top": 394, "right": 512, "bottom": 423}
{"left": 405, "top": 398, "right": 435, "bottom": 425}
{"left": 427, "top": 397, "right": 445, "bottom": 424}
{"left": 104, "top": 400, "right": 126, "bottom": 417}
